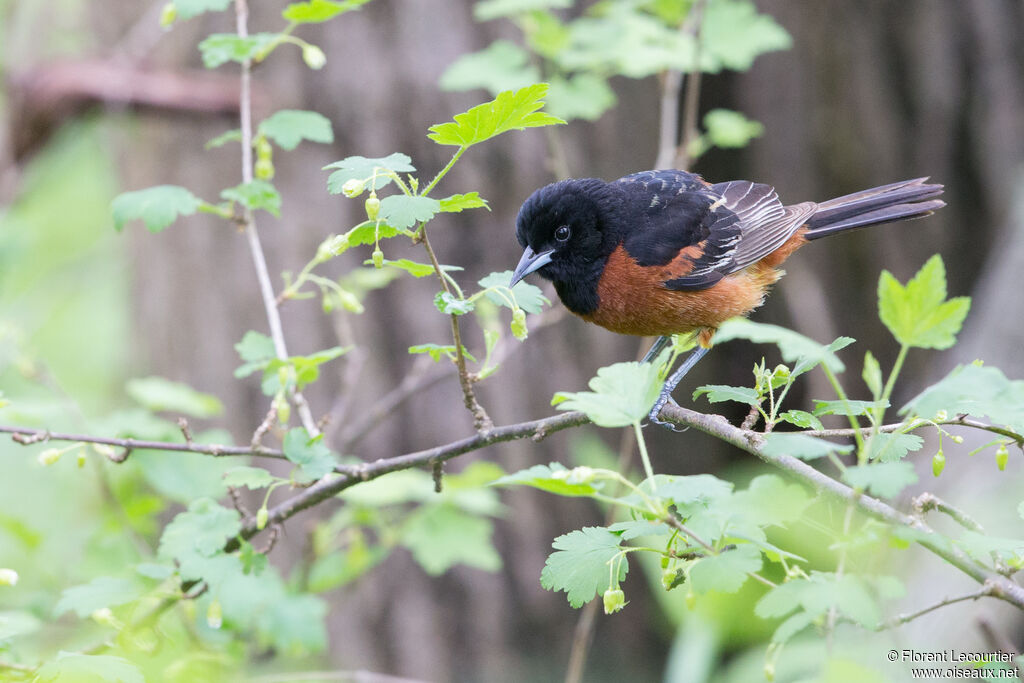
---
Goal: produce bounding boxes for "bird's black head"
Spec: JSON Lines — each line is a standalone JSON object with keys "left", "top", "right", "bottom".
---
{"left": 510, "top": 179, "right": 620, "bottom": 313}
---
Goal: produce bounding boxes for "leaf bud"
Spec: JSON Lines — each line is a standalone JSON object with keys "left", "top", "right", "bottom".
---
{"left": 602, "top": 588, "right": 626, "bottom": 614}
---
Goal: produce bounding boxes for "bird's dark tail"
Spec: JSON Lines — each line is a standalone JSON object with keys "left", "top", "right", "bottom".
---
{"left": 804, "top": 177, "right": 945, "bottom": 241}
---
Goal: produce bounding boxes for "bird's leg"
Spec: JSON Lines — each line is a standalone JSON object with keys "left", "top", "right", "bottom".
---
{"left": 640, "top": 335, "right": 672, "bottom": 363}
{"left": 648, "top": 345, "right": 710, "bottom": 430}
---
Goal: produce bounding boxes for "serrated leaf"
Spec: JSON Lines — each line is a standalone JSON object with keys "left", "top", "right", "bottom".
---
{"left": 135, "top": 563, "right": 174, "bottom": 580}
{"left": 761, "top": 433, "right": 853, "bottom": 460}
{"left": 263, "top": 346, "right": 350, "bottom": 394}
{"left": 344, "top": 220, "right": 404, "bottom": 247}
{"left": 408, "top": 343, "right": 476, "bottom": 363}
{"left": 713, "top": 319, "right": 848, "bottom": 373}
{"left": 36, "top": 652, "right": 144, "bottom": 683}
{"left": 862, "top": 350, "right": 883, "bottom": 398}
{"left": 308, "top": 546, "right": 388, "bottom": 592}
{"left": 54, "top": 577, "right": 144, "bottom": 618}
{"left": 777, "top": 410, "right": 824, "bottom": 430}
{"left": 112, "top": 185, "right": 200, "bottom": 233}
{"left": 439, "top": 40, "right": 541, "bottom": 95}
{"left": 492, "top": 463, "right": 604, "bottom": 497}
{"left": 866, "top": 432, "right": 924, "bottom": 463}
{"left": 901, "top": 364, "right": 1024, "bottom": 433}
{"left": 378, "top": 195, "right": 440, "bottom": 229}
{"left": 198, "top": 33, "right": 277, "bottom": 69}
{"left": 700, "top": 0, "right": 791, "bottom": 72}
{"left": 728, "top": 474, "right": 811, "bottom": 528}
{"left": 158, "top": 498, "right": 241, "bottom": 566}
{"left": 223, "top": 466, "right": 276, "bottom": 490}
{"left": 205, "top": 128, "right": 242, "bottom": 149}
{"left": 957, "top": 531, "right": 1024, "bottom": 566}
{"left": 258, "top": 109, "right": 334, "bottom": 150}
{"left": 175, "top": 0, "right": 232, "bottom": 20}
{"left": 478, "top": 271, "right": 549, "bottom": 314}
{"left": 125, "top": 376, "right": 223, "bottom": 418}
{"left": 553, "top": 360, "right": 664, "bottom": 428}
{"left": 282, "top": 428, "right": 338, "bottom": 480}
{"left": 545, "top": 73, "right": 617, "bottom": 122}
{"left": 434, "top": 291, "right": 475, "bottom": 315}
{"left": 474, "top": 0, "right": 571, "bottom": 21}
{"left": 428, "top": 83, "right": 565, "bottom": 148}
{"left": 439, "top": 192, "right": 490, "bottom": 213}
{"left": 689, "top": 544, "right": 762, "bottom": 594}
{"left": 692, "top": 384, "right": 760, "bottom": 405}
{"left": 541, "top": 527, "right": 626, "bottom": 608}
{"left": 221, "top": 180, "right": 281, "bottom": 217}
{"left": 283, "top": 0, "right": 371, "bottom": 23}
{"left": 256, "top": 591, "right": 328, "bottom": 656}
{"left": 373, "top": 258, "right": 449, "bottom": 278}
{"left": 843, "top": 462, "right": 918, "bottom": 498}
{"left": 607, "top": 520, "right": 672, "bottom": 542}
{"left": 400, "top": 504, "right": 501, "bottom": 575}
{"left": 324, "top": 153, "right": 415, "bottom": 192}
{"left": 878, "top": 254, "right": 971, "bottom": 349}
{"left": 812, "top": 398, "right": 888, "bottom": 417}
{"left": 234, "top": 330, "right": 276, "bottom": 378}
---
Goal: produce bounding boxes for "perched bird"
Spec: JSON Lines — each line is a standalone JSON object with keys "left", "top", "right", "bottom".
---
{"left": 509, "top": 170, "right": 944, "bottom": 425}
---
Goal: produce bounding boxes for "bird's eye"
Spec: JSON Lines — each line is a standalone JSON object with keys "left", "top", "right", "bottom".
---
{"left": 554, "top": 225, "right": 571, "bottom": 242}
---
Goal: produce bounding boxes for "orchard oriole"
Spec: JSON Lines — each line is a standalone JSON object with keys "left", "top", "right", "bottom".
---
{"left": 509, "top": 170, "right": 944, "bottom": 426}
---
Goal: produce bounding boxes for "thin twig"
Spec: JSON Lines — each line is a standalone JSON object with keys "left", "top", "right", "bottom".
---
{"left": 882, "top": 584, "right": 997, "bottom": 629}
{"left": 913, "top": 492, "right": 986, "bottom": 533}
{"left": 234, "top": 0, "right": 319, "bottom": 438}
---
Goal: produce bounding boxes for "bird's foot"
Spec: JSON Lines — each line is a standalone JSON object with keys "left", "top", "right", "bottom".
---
{"left": 647, "top": 390, "right": 689, "bottom": 432}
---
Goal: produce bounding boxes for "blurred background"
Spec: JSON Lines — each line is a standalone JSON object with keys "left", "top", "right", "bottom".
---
{"left": 2, "top": 0, "right": 1024, "bottom": 681}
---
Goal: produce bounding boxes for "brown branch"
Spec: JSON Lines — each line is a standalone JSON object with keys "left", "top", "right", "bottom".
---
{"left": 913, "top": 492, "right": 986, "bottom": 533}
{"left": 656, "top": 403, "right": 1024, "bottom": 610}
{"left": 0, "top": 425, "right": 286, "bottom": 460}
{"left": 882, "top": 583, "right": 997, "bottom": 629}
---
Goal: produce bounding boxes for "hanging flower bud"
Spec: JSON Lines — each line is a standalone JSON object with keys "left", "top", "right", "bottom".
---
{"left": 602, "top": 588, "right": 626, "bottom": 614}
{"left": 932, "top": 450, "right": 945, "bottom": 477}
{"left": 302, "top": 44, "right": 327, "bottom": 70}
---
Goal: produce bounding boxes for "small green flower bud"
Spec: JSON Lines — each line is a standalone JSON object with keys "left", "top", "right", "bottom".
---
{"left": 661, "top": 568, "right": 676, "bottom": 591}
{"left": 321, "top": 295, "right": 335, "bottom": 313}
{"left": 932, "top": 450, "right": 945, "bottom": 477}
{"left": 935, "top": 409, "right": 948, "bottom": 421}
{"left": 336, "top": 289, "right": 364, "bottom": 314}
{"left": 91, "top": 607, "right": 116, "bottom": 627}
{"left": 764, "top": 661, "right": 776, "bottom": 682}
{"left": 372, "top": 248, "right": 384, "bottom": 269}
{"left": 365, "top": 195, "right": 381, "bottom": 221}
{"left": 302, "top": 44, "right": 327, "bottom": 70}
{"left": 996, "top": 443, "right": 1009, "bottom": 471}
{"left": 159, "top": 2, "right": 176, "bottom": 27}
{"left": 254, "top": 157, "right": 275, "bottom": 180}
{"left": 951, "top": 435, "right": 964, "bottom": 444}
{"left": 510, "top": 308, "right": 528, "bottom": 341}
{"left": 77, "top": 450, "right": 87, "bottom": 468}
{"left": 602, "top": 588, "right": 626, "bottom": 614}
{"left": 685, "top": 590, "right": 697, "bottom": 610}
{"left": 565, "top": 466, "right": 594, "bottom": 485}
{"left": 206, "top": 599, "right": 223, "bottom": 629}
{"left": 0, "top": 568, "right": 18, "bottom": 586}
{"left": 341, "top": 178, "right": 365, "bottom": 198}
{"left": 92, "top": 443, "right": 116, "bottom": 459}
{"left": 38, "top": 448, "right": 62, "bottom": 466}
{"left": 257, "top": 507, "right": 269, "bottom": 531}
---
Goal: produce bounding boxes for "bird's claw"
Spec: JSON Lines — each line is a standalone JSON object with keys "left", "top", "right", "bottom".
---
{"left": 647, "top": 390, "right": 688, "bottom": 432}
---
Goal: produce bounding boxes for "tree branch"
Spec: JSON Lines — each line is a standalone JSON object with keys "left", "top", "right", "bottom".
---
{"left": 913, "top": 492, "right": 986, "bottom": 533}
{"left": 882, "top": 584, "right": 997, "bottom": 629}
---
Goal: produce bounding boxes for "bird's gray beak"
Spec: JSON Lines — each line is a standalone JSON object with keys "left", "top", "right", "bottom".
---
{"left": 510, "top": 247, "right": 554, "bottom": 287}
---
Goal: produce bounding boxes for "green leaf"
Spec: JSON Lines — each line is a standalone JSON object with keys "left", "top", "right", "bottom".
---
{"left": 700, "top": 0, "right": 792, "bottom": 71}
{"left": 308, "top": 546, "right": 388, "bottom": 592}
{"left": 0, "top": 611, "right": 42, "bottom": 640}
{"left": 372, "top": 258, "right": 451, "bottom": 278}
{"left": 158, "top": 499, "right": 241, "bottom": 572}
{"left": 54, "top": 577, "right": 144, "bottom": 618}
{"left": 866, "top": 432, "right": 924, "bottom": 463}
{"left": 862, "top": 350, "right": 883, "bottom": 398}
{"left": 408, "top": 343, "right": 476, "bottom": 363}
{"left": 439, "top": 192, "right": 490, "bottom": 213}
{"left": 492, "top": 463, "right": 604, "bottom": 497}
{"left": 541, "top": 527, "right": 626, "bottom": 608}
{"left": 111, "top": 185, "right": 200, "bottom": 233}
{"left": 324, "top": 153, "right": 415, "bottom": 192}
{"left": 344, "top": 220, "right": 405, "bottom": 247}
{"left": 692, "top": 384, "right": 760, "bottom": 405}
{"left": 812, "top": 398, "right": 888, "bottom": 417}
{"left": 198, "top": 33, "right": 277, "bottom": 69}
{"left": 175, "top": 0, "right": 232, "bottom": 20}
{"left": 761, "top": 433, "right": 853, "bottom": 461}
{"left": 36, "top": 652, "right": 144, "bottom": 683}
{"left": 378, "top": 195, "right": 440, "bottom": 229}
{"left": 957, "top": 531, "right": 1024, "bottom": 566}
{"left": 545, "top": 73, "right": 617, "bottom": 122}
{"left": 901, "top": 364, "right": 1024, "bottom": 433}
{"left": 434, "top": 291, "right": 475, "bottom": 315}
{"left": 239, "top": 540, "right": 268, "bottom": 576}
{"left": 478, "top": 271, "right": 550, "bottom": 314}
{"left": 474, "top": 0, "right": 571, "bottom": 20}
{"left": 205, "top": 128, "right": 242, "bottom": 149}
{"left": 878, "top": 254, "right": 971, "bottom": 349}
{"left": 728, "top": 474, "right": 812, "bottom": 528}
{"left": 713, "top": 319, "right": 848, "bottom": 373}
{"left": 282, "top": 428, "right": 338, "bottom": 480}
{"left": 777, "top": 410, "right": 824, "bottom": 431}
{"left": 702, "top": 109, "right": 764, "bottom": 148}
{"left": 234, "top": 330, "right": 276, "bottom": 378}
{"left": 553, "top": 360, "right": 664, "bottom": 428}
{"left": 125, "top": 376, "right": 223, "bottom": 418}
{"left": 283, "top": 0, "right": 371, "bottom": 23}
{"left": 689, "top": 544, "right": 763, "bottom": 594}
{"left": 263, "top": 346, "right": 351, "bottom": 393}
{"left": 221, "top": 180, "right": 281, "bottom": 217}
{"left": 439, "top": 41, "right": 541, "bottom": 95}
{"left": 428, "top": 83, "right": 566, "bottom": 148}
{"left": 223, "top": 466, "right": 277, "bottom": 490}
{"left": 843, "top": 462, "right": 918, "bottom": 498}
{"left": 257, "top": 592, "right": 328, "bottom": 656}
{"left": 258, "top": 110, "right": 334, "bottom": 150}
{"left": 400, "top": 504, "right": 501, "bottom": 575}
